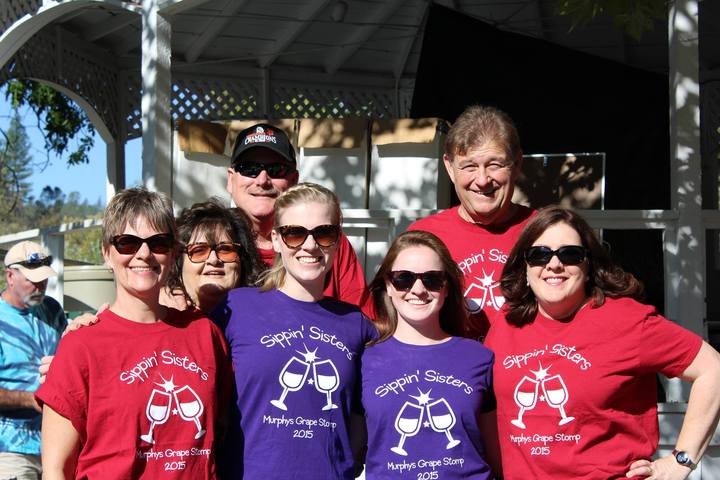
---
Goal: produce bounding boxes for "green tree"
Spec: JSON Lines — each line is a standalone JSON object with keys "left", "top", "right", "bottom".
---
{"left": 0, "top": 109, "right": 33, "bottom": 215}
{"left": 5, "top": 79, "right": 95, "bottom": 166}
{"left": 555, "top": 0, "right": 669, "bottom": 40}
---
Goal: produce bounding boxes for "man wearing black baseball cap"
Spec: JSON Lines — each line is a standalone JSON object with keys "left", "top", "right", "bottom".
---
{"left": 226, "top": 123, "right": 367, "bottom": 309}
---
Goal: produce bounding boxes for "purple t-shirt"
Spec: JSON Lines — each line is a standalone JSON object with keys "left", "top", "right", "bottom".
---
{"left": 213, "top": 287, "right": 376, "bottom": 479}
{"left": 362, "top": 337, "right": 495, "bottom": 479}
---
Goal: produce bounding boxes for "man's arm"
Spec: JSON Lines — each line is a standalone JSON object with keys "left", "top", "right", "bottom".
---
{"left": 326, "top": 233, "right": 369, "bottom": 311}
{"left": 0, "top": 388, "right": 41, "bottom": 412}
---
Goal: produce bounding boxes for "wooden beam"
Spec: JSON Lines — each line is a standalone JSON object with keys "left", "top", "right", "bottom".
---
{"left": 158, "top": 0, "right": 213, "bottom": 16}
{"left": 392, "top": 0, "right": 429, "bottom": 79}
{"left": 83, "top": 11, "right": 137, "bottom": 42}
{"left": 324, "top": 0, "right": 407, "bottom": 75}
{"left": 184, "top": 0, "right": 249, "bottom": 64}
{"left": 258, "top": 0, "right": 331, "bottom": 68}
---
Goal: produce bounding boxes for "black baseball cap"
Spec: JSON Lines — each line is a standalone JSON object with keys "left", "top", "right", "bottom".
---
{"left": 230, "top": 123, "right": 297, "bottom": 167}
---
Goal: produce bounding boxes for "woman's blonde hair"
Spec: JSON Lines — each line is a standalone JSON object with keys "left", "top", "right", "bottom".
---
{"left": 259, "top": 182, "right": 342, "bottom": 291}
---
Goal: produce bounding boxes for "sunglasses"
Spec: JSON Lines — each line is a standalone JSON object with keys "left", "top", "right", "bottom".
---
{"left": 387, "top": 270, "right": 447, "bottom": 292}
{"left": 525, "top": 245, "right": 588, "bottom": 267}
{"left": 233, "top": 161, "right": 294, "bottom": 179}
{"left": 275, "top": 224, "right": 340, "bottom": 248}
{"left": 9, "top": 255, "right": 53, "bottom": 269}
{"left": 111, "top": 234, "right": 176, "bottom": 255}
{"left": 185, "top": 242, "right": 242, "bottom": 264}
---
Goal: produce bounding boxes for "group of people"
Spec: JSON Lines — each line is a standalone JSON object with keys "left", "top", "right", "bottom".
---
{"left": 2, "top": 106, "right": 719, "bottom": 480}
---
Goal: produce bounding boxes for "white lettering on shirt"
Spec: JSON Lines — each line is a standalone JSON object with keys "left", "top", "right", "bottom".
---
{"left": 119, "top": 349, "right": 209, "bottom": 384}
{"left": 260, "top": 325, "right": 305, "bottom": 349}
{"left": 308, "top": 325, "right": 356, "bottom": 360}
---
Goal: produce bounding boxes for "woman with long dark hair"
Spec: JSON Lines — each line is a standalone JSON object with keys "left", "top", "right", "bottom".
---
{"left": 486, "top": 205, "right": 720, "bottom": 479}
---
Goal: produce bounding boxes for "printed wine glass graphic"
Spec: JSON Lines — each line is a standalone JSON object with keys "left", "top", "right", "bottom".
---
{"left": 140, "top": 388, "right": 172, "bottom": 444}
{"left": 464, "top": 268, "right": 504, "bottom": 313}
{"left": 426, "top": 398, "right": 461, "bottom": 449}
{"left": 511, "top": 376, "right": 539, "bottom": 429}
{"left": 510, "top": 362, "right": 575, "bottom": 430}
{"left": 140, "top": 375, "right": 207, "bottom": 444}
{"left": 174, "top": 385, "right": 206, "bottom": 439}
{"left": 270, "top": 345, "right": 341, "bottom": 412}
{"left": 312, "top": 359, "right": 339, "bottom": 410}
{"left": 390, "top": 401, "right": 424, "bottom": 456}
{"left": 541, "top": 374, "right": 575, "bottom": 425}
{"left": 390, "top": 388, "right": 461, "bottom": 456}
{"left": 270, "top": 356, "right": 310, "bottom": 411}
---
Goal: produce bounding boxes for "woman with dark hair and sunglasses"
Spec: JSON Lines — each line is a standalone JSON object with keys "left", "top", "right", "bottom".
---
{"left": 165, "top": 198, "right": 264, "bottom": 314}
{"left": 362, "top": 230, "right": 500, "bottom": 479}
{"left": 485, "top": 205, "right": 720, "bottom": 479}
{"left": 212, "top": 182, "right": 376, "bottom": 479}
{"left": 36, "top": 188, "right": 231, "bottom": 479}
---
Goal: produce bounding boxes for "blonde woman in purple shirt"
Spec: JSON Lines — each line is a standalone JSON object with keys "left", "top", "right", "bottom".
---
{"left": 213, "top": 183, "right": 376, "bottom": 479}
{"left": 361, "top": 230, "right": 501, "bottom": 479}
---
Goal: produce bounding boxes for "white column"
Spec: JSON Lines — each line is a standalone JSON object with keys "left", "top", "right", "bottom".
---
{"left": 141, "top": 0, "right": 173, "bottom": 194}
{"left": 106, "top": 71, "right": 128, "bottom": 200}
{"left": 664, "top": 0, "right": 702, "bottom": 402}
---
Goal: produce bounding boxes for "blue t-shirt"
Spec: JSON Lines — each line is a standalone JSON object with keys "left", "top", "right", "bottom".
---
{"left": 0, "top": 293, "right": 66, "bottom": 455}
{"left": 362, "top": 336, "right": 495, "bottom": 479}
{"left": 213, "top": 287, "right": 377, "bottom": 479}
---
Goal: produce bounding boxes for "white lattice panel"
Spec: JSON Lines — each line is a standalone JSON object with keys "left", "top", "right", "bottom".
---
{"left": 0, "top": 0, "right": 39, "bottom": 34}
{"left": 1, "top": 29, "right": 121, "bottom": 138}
{"left": 172, "top": 78, "right": 259, "bottom": 121}
{"left": 272, "top": 85, "right": 397, "bottom": 118}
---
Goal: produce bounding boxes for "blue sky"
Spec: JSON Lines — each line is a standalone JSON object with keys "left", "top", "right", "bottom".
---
{"left": 1, "top": 85, "right": 142, "bottom": 207}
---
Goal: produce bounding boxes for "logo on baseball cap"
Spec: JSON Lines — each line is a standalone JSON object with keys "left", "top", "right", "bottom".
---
{"left": 4, "top": 241, "right": 57, "bottom": 283}
{"left": 231, "top": 123, "right": 297, "bottom": 167}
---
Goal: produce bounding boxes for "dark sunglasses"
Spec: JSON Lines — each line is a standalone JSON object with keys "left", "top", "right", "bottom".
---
{"left": 9, "top": 255, "right": 53, "bottom": 269}
{"left": 386, "top": 270, "right": 447, "bottom": 292}
{"left": 185, "top": 242, "right": 242, "bottom": 264}
{"left": 233, "top": 161, "right": 294, "bottom": 179}
{"left": 275, "top": 224, "right": 340, "bottom": 248}
{"left": 111, "top": 234, "right": 176, "bottom": 255}
{"left": 525, "top": 245, "right": 588, "bottom": 267}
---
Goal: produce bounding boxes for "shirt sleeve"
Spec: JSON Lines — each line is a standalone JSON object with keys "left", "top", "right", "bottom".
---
{"left": 323, "top": 234, "right": 367, "bottom": 308}
{"left": 637, "top": 309, "right": 703, "bottom": 378}
{"left": 211, "top": 322, "right": 234, "bottom": 422}
{"left": 35, "top": 333, "right": 90, "bottom": 441}
{"left": 361, "top": 315, "right": 380, "bottom": 344}
{"left": 480, "top": 350, "right": 496, "bottom": 413}
{"left": 210, "top": 293, "right": 233, "bottom": 332}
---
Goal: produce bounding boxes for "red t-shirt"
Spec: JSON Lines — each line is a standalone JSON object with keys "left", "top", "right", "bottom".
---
{"left": 258, "top": 232, "right": 370, "bottom": 314}
{"left": 408, "top": 205, "right": 534, "bottom": 338}
{"left": 485, "top": 297, "right": 703, "bottom": 479}
{"left": 36, "top": 308, "right": 232, "bottom": 479}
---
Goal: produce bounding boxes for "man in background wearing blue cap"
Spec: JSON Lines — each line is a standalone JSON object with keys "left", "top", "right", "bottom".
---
{"left": 0, "top": 241, "right": 66, "bottom": 479}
